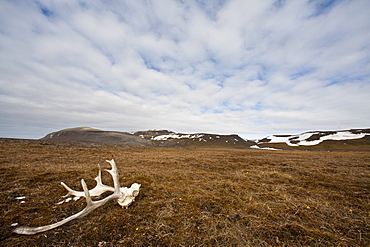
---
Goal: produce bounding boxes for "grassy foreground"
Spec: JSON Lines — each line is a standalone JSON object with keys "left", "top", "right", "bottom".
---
{"left": 0, "top": 139, "right": 369, "bottom": 246}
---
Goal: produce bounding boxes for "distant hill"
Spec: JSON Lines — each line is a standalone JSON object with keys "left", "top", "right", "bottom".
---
{"left": 254, "top": 128, "right": 370, "bottom": 151}
{"left": 40, "top": 127, "right": 255, "bottom": 148}
{"left": 38, "top": 127, "right": 370, "bottom": 151}
{"left": 40, "top": 127, "right": 151, "bottom": 147}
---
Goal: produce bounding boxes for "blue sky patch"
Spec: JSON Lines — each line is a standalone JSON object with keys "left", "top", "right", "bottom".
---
{"left": 39, "top": 5, "right": 53, "bottom": 18}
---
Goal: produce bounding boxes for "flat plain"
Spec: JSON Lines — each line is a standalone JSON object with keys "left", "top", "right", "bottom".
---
{"left": 0, "top": 139, "right": 369, "bottom": 246}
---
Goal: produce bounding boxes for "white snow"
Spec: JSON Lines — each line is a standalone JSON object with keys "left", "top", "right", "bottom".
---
{"left": 301, "top": 132, "right": 365, "bottom": 146}
{"left": 265, "top": 135, "right": 292, "bottom": 143}
{"left": 151, "top": 133, "right": 204, "bottom": 141}
{"left": 260, "top": 131, "right": 367, "bottom": 146}
{"left": 15, "top": 196, "right": 26, "bottom": 200}
{"left": 250, "top": 145, "right": 280, "bottom": 150}
{"left": 324, "top": 131, "right": 366, "bottom": 141}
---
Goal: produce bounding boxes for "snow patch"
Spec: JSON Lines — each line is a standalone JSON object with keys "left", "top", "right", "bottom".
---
{"left": 260, "top": 131, "right": 367, "bottom": 146}
{"left": 264, "top": 135, "right": 291, "bottom": 143}
{"left": 151, "top": 134, "right": 204, "bottom": 141}
{"left": 250, "top": 145, "right": 280, "bottom": 150}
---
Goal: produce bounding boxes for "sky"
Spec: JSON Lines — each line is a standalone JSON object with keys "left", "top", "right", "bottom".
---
{"left": 1, "top": 0, "right": 370, "bottom": 140}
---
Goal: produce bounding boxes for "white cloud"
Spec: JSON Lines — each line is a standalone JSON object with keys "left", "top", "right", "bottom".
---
{"left": 1, "top": 0, "right": 369, "bottom": 139}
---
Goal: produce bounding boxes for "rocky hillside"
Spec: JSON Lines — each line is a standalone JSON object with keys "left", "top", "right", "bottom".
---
{"left": 40, "top": 127, "right": 151, "bottom": 147}
{"left": 39, "top": 127, "right": 370, "bottom": 151}
{"left": 40, "top": 127, "right": 255, "bottom": 148}
{"left": 254, "top": 128, "right": 370, "bottom": 151}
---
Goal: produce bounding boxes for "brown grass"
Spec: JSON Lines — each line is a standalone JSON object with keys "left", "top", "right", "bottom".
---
{"left": 0, "top": 139, "right": 369, "bottom": 246}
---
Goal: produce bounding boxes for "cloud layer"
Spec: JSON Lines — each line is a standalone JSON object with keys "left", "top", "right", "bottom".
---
{"left": 1, "top": 0, "right": 370, "bottom": 139}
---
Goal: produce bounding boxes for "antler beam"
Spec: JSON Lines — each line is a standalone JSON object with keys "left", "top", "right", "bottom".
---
{"left": 13, "top": 159, "right": 140, "bottom": 235}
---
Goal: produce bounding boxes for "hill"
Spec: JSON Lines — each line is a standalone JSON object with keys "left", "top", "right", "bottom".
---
{"left": 40, "top": 127, "right": 151, "bottom": 147}
{"left": 40, "top": 127, "right": 255, "bottom": 149}
{"left": 38, "top": 127, "right": 370, "bottom": 151}
{"left": 254, "top": 128, "right": 370, "bottom": 151}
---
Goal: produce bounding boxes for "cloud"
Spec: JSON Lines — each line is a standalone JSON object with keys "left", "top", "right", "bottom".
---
{"left": 1, "top": 0, "right": 369, "bottom": 139}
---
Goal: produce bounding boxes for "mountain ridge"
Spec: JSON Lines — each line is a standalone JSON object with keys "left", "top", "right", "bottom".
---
{"left": 40, "top": 128, "right": 255, "bottom": 148}
{"left": 36, "top": 127, "right": 370, "bottom": 151}
{"left": 255, "top": 128, "right": 370, "bottom": 151}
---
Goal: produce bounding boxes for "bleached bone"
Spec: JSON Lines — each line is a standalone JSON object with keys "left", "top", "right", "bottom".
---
{"left": 61, "top": 164, "right": 115, "bottom": 198}
{"left": 61, "top": 161, "right": 140, "bottom": 208}
{"left": 13, "top": 159, "right": 141, "bottom": 235}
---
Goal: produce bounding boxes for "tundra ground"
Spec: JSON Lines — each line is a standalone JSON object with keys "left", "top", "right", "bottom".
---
{"left": 0, "top": 139, "right": 369, "bottom": 246}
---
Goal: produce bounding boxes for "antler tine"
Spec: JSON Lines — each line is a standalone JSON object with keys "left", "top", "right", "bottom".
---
{"left": 95, "top": 164, "right": 103, "bottom": 184}
{"left": 61, "top": 164, "right": 114, "bottom": 198}
{"left": 13, "top": 159, "right": 124, "bottom": 235}
{"left": 104, "top": 159, "right": 120, "bottom": 191}
{"left": 81, "top": 179, "right": 93, "bottom": 206}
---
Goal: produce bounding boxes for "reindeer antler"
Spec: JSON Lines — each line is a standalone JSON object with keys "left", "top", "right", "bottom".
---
{"left": 60, "top": 164, "right": 115, "bottom": 198}
{"left": 13, "top": 159, "right": 141, "bottom": 235}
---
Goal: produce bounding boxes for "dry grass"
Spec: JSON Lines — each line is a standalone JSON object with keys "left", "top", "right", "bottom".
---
{"left": 0, "top": 139, "right": 369, "bottom": 246}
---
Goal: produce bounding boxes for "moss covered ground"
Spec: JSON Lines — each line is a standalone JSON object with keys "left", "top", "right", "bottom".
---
{"left": 0, "top": 139, "right": 369, "bottom": 246}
